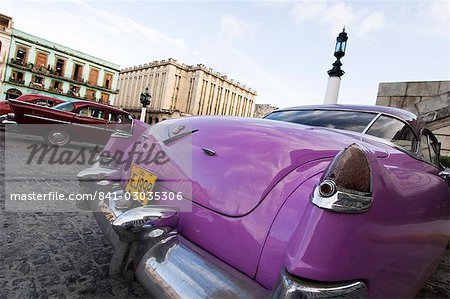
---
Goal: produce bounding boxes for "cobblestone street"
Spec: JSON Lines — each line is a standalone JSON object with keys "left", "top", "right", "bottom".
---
{"left": 0, "top": 133, "right": 448, "bottom": 298}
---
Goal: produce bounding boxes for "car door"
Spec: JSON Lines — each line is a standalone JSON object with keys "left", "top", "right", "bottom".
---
{"left": 72, "top": 106, "right": 110, "bottom": 143}
{"left": 106, "top": 110, "right": 133, "bottom": 133}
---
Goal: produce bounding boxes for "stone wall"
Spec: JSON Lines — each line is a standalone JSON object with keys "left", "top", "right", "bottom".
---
{"left": 376, "top": 81, "right": 450, "bottom": 156}
{"left": 253, "top": 104, "right": 278, "bottom": 118}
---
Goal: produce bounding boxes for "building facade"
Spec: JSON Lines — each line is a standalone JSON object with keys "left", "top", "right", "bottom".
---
{"left": 2, "top": 29, "right": 120, "bottom": 104}
{"left": 0, "top": 14, "right": 13, "bottom": 97}
{"left": 253, "top": 104, "right": 278, "bottom": 118}
{"left": 116, "top": 58, "right": 257, "bottom": 123}
{"left": 376, "top": 80, "right": 450, "bottom": 156}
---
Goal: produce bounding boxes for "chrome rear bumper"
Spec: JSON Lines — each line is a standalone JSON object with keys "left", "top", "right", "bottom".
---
{"left": 78, "top": 168, "right": 368, "bottom": 298}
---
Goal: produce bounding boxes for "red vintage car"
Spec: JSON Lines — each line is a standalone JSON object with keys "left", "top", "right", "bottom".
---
{"left": 0, "top": 94, "right": 65, "bottom": 116}
{"left": 6, "top": 99, "right": 133, "bottom": 145}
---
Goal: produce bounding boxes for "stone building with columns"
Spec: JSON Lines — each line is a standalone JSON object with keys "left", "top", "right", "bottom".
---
{"left": 376, "top": 80, "right": 450, "bottom": 156}
{"left": 116, "top": 58, "right": 257, "bottom": 124}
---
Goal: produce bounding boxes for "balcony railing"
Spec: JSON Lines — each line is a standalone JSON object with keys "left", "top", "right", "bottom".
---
{"left": 33, "top": 65, "right": 50, "bottom": 75}
{"left": 10, "top": 58, "right": 27, "bottom": 66}
{"left": 30, "top": 82, "right": 45, "bottom": 90}
{"left": 9, "top": 77, "right": 25, "bottom": 85}
{"left": 84, "top": 96, "right": 99, "bottom": 102}
{"left": 48, "top": 87, "right": 63, "bottom": 94}
{"left": 67, "top": 90, "right": 80, "bottom": 98}
{"left": 72, "top": 76, "right": 85, "bottom": 83}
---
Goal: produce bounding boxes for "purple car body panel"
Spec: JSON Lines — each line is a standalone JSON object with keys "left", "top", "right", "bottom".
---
{"left": 100, "top": 105, "right": 449, "bottom": 298}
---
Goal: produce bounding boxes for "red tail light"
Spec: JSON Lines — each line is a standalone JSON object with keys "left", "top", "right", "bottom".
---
{"left": 311, "top": 143, "right": 373, "bottom": 213}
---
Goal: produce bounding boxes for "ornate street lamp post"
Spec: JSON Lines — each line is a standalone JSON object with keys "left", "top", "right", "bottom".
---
{"left": 139, "top": 87, "right": 151, "bottom": 122}
{"left": 324, "top": 28, "right": 348, "bottom": 104}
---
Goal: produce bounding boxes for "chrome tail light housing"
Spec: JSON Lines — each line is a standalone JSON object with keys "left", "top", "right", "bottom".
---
{"left": 311, "top": 143, "right": 373, "bottom": 213}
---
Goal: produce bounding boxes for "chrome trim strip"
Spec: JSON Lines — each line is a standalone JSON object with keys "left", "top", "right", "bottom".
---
{"left": 271, "top": 270, "right": 367, "bottom": 298}
{"left": 311, "top": 185, "right": 373, "bottom": 213}
{"left": 23, "top": 113, "right": 72, "bottom": 124}
{"left": 23, "top": 113, "right": 121, "bottom": 133}
{"left": 2, "top": 120, "right": 17, "bottom": 124}
{"left": 362, "top": 113, "right": 381, "bottom": 134}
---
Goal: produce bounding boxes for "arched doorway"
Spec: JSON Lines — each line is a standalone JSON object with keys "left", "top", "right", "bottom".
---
{"left": 6, "top": 88, "right": 22, "bottom": 100}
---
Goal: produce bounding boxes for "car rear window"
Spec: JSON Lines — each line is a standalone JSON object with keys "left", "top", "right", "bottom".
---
{"left": 264, "top": 110, "right": 377, "bottom": 133}
{"left": 53, "top": 102, "right": 75, "bottom": 112}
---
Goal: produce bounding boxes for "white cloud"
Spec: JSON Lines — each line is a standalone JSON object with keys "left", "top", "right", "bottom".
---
{"left": 220, "top": 14, "right": 258, "bottom": 41}
{"left": 0, "top": 1, "right": 186, "bottom": 67}
{"left": 289, "top": 1, "right": 327, "bottom": 23}
{"left": 289, "top": 1, "right": 384, "bottom": 38}
{"left": 322, "top": 3, "right": 355, "bottom": 34}
{"left": 356, "top": 11, "right": 385, "bottom": 38}
{"left": 424, "top": 1, "right": 450, "bottom": 39}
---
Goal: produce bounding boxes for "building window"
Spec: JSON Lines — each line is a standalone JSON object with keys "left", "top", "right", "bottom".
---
{"left": 32, "top": 75, "right": 44, "bottom": 85}
{"left": 100, "top": 93, "right": 110, "bottom": 104}
{"left": 68, "top": 85, "right": 80, "bottom": 97}
{"left": 72, "top": 63, "right": 83, "bottom": 82}
{"left": 10, "top": 71, "right": 25, "bottom": 84}
{"left": 15, "top": 47, "right": 28, "bottom": 65}
{"left": 198, "top": 79, "right": 208, "bottom": 115}
{"left": 50, "top": 80, "right": 63, "bottom": 93}
{"left": 214, "top": 86, "right": 222, "bottom": 114}
{"left": 0, "top": 16, "right": 9, "bottom": 28}
{"left": 207, "top": 83, "right": 216, "bottom": 114}
{"left": 186, "top": 78, "right": 195, "bottom": 113}
{"left": 103, "top": 73, "right": 113, "bottom": 89}
{"left": 171, "top": 74, "right": 181, "bottom": 110}
{"left": 85, "top": 89, "right": 96, "bottom": 101}
{"left": 222, "top": 89, "right": 229, "bottom": 115}
{"left": 55, "top": 58, "right": 66, "bottom": 77}
{"left": 35, "top": 52, "right": 48, "bottom": 69}
{"left": 30, "top": 76, "right": 44, "bottom": 89}
{"left": 88, "top": 68, "right": 99, "bottom": 86}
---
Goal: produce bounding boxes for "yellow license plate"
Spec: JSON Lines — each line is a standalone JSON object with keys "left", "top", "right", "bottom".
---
{"left": 125, "top": 164, "right": 157, "bottom": 205}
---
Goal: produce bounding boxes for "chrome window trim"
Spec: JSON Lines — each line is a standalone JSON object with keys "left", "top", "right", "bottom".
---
{"left": 265, "top": 108, "right": 420, "bottom": 155}
{"left": 362, "top": 113, "right": 381, "bottom": 134}
{"left": 416, "top": 128, "right": 442, "bottom": 170}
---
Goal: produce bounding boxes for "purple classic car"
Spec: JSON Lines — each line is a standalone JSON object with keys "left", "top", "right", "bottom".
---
{"left": 77, "top": 105, "right": 449, "bottom": 298}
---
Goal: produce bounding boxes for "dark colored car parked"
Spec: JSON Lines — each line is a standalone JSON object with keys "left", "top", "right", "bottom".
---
{"left": 7, "top": 99, "right": 133, "bottom": 145}
{"left": 0, "top": 94, "right": 65, "bottom": 119}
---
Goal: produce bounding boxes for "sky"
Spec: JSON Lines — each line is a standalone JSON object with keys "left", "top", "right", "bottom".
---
{"left": 1, "top": 1, "right": 449, "bottom": 108}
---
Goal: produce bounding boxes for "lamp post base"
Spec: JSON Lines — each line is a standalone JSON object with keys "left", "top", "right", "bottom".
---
{"left": 140, "top": 107, "right": 147, "bottom": 122}
{"left": 324, "top": 76, "right": 341, "bottom": 105}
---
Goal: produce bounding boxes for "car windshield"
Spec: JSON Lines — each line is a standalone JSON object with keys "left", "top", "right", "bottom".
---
{"left": 53, "top": 102, "right": 75, "bottom": 112}
{"left": 264, "top": 110, "right": 377, "bottom": 133}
